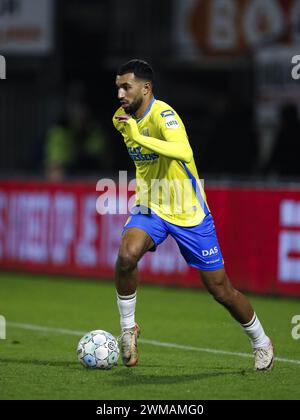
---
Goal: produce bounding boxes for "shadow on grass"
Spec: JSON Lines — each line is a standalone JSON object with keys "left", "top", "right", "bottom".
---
{"left": 0, "top": 357, "right": 78, "bottom": 368}
{"left": 111, "top": 366, "right": 254, "bottom": 385}
{"left": 0, "top": 358, "right": 254, "bottom": 384}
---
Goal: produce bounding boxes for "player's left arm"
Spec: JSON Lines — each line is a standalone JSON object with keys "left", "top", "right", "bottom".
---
{"left": 115, "top": 114, "right": 193, "bottom": 163}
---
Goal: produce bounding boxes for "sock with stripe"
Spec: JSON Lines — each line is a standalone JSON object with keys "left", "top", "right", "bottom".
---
{"left": 241, "top": 313, "right": 270, "bottom": 350}
{"left": 117, "top": 292, "right": 137, "bottom": 330}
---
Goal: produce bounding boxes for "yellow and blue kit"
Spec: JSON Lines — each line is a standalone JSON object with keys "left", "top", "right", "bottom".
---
{"left": 113, "top": 97, "right": 224, "bottom": 270}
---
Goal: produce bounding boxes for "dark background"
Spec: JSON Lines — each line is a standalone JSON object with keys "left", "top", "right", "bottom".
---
{"left": 0, "top": 0, "right": 299, "bottom": 182}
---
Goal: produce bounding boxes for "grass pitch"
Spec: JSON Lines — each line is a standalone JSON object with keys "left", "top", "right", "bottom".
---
{"left": 0, "top": 271, "right": 299, "bottom": 400}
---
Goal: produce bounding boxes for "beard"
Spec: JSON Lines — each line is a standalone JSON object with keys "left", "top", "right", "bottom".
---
{"left": 124, "top": 96, "right": 143, "bottom": 115}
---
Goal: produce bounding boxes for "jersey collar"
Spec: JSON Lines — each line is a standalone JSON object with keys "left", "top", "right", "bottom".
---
{"left": 136, "top": 97, "right": 155, "bottom": 123}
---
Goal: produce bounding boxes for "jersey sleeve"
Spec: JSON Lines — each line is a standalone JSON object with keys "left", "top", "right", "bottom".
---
{"left": 156, "top": 108, "right": 190, "bottom": 144}
{"left": 122, "top": 108, "right": 193, "bottom": 163}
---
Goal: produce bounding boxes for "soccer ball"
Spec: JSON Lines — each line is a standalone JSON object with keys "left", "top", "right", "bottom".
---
{"left": 77, "top": 330, "right": 119, "bottom": 370}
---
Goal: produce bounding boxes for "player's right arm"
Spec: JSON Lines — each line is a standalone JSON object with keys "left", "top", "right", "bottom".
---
{"left": 115, "top": 112, "right": 193, "bottom": 163}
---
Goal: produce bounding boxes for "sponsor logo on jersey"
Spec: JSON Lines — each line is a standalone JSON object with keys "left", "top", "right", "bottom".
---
{"left": 165, "top": 115, "right": 179, "bottom": 129}
{"left": 127, "top": 146, "right": 159, "bottom": 162}
{"left": 202, "top": 246, "right": 219, "bottom": 257}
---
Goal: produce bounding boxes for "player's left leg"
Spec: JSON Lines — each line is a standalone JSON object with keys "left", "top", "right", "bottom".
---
{"left": 200, "top": 268, "right": 253, "bottom": 324}
{"left": 168, "top": 213, "right": 274, "bottom": 371}
{"left": 200, "top": 268, "right": 274, "bottom": 371}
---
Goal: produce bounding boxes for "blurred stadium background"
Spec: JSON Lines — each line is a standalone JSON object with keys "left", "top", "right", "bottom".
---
{"left": 1, "top": 0, "right": 300, "bottom": 296}
{"left": 1, "top": 0, "right": 300, "bottom": 400}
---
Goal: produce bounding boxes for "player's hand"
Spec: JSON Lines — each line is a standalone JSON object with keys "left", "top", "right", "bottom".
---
{"left": 115, "top": 114, "right": 132, "bottom": 123}
{"left": 115, "top": 114, "right": 139, "bottom": 139}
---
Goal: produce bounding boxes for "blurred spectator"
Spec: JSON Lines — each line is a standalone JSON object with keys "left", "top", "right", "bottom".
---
{"left": 265, "top": 104, "right": 300, "bottom": 177}
{"left": 44, "top": 114, "right": 75, "bottom": 181}
{"left": 68, "top": 104, "right": 112, "bottom": 175}
{"left": 45, "top": 104, "right": 112, "bottom": 181}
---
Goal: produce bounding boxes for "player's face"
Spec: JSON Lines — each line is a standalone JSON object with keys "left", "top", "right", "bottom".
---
{"left": 116, "top": 73, "right": 144, "bottom": 115}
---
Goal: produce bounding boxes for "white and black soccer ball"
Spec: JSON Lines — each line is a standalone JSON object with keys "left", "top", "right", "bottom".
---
{"left": 77, "top": 330, "right": 119, "bottom": 370}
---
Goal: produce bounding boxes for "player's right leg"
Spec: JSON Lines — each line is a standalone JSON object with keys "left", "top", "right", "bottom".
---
{"left": 116, "top": 227, "right": 154, "bottom": 296}
{"left": 116, "top": 227, "right": 154, "bottom": 367}
{"left": 116, "top": 210, "right": 168, "bottom": 367}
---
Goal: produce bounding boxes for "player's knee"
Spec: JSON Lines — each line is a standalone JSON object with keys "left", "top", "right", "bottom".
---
{"left": 212, "top": 287, "right": 238, "bottom": 308}
{"left": 203, "top": 272, "right": 237, "bottom": 307}
{"left": 117, "top": 246, "right": 140, "bottom": 273}
{"left": 213, "top": 290, "right": 231, "bottom": 306}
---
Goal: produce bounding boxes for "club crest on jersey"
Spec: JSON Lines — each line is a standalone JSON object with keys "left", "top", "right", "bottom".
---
{"left": 142, "top": 127, "right": 150, "bottom": 136}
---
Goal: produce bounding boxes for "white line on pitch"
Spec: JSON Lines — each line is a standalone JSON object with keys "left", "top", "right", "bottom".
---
{"left": 7, "top": 321, "right": 300, "bottom": 366}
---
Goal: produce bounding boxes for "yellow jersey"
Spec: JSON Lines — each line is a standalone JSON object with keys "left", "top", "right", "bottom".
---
{"left": 113, "top": 98, "right": 210, "bottom": 226}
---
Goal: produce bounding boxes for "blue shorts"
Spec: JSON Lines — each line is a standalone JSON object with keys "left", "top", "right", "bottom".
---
{"left": 123, "top": 207, "right": 224, "bottom": 271}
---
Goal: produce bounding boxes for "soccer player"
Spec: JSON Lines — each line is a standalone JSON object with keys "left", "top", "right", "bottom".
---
{"left": 113, "top": 59, "right": 274, "bottom": 370}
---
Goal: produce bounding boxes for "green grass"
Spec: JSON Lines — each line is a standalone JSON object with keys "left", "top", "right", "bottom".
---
{"left": 0, "top": 271, "right": 300, "bottom": 400}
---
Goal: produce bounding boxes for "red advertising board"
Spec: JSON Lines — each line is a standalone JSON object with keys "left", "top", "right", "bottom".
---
{"left": 1, "top": 180, "right": 300, "bottom": 297}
